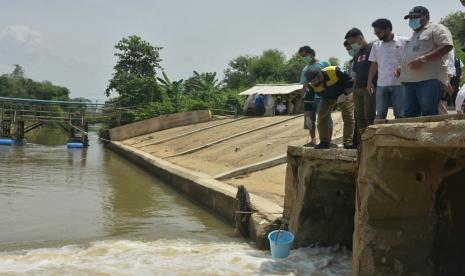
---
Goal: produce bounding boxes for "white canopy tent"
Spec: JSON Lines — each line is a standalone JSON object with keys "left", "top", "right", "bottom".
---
{"left": 240, "top": 84, "right": 303, "bottom": 115}
{"left": 239, "top": 84, "right": 302, "bottom": 96}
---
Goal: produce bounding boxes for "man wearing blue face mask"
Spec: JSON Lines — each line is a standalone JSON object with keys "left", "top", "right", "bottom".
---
{"left": 398, "top": 6, "right": 453, "bottom": 117}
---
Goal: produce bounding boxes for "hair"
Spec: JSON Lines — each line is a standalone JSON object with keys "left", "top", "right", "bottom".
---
{"left": 305, "top": 68, "right": 322, "bottom": 82}
{"left": 344, "top": 28, "right": 363, "bottom": 39}
{"left": 298, "top": 46, "right": 316, "bottom": 56}
{"left": 343, "top": 40, "right": 350, "bottom": 47}
{"left": 372, "top": 18, "right": 393, "bottom": 31}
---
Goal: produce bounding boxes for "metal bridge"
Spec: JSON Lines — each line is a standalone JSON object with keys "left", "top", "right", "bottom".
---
{"left": 0, "top": 96, "right": 125, "bottom": 147}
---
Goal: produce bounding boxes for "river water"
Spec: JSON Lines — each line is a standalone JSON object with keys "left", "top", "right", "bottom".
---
{"left": 0, "top": 128, "right": 351, "bottom": 275}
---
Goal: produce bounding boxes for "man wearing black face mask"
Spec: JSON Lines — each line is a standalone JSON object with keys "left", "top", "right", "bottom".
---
{"left": 305, "top": 66, "right": 355, "bottom": 149}
{"left": 367, "top": 18, "right": 408, "bottom": 119}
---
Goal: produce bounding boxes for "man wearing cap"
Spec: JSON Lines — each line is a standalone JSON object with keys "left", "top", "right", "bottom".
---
{"left": 305, "top": 66, "right": 355, "bottom": 149}
{"left": 398, "top": 6, "right": 453, "bottom": 117}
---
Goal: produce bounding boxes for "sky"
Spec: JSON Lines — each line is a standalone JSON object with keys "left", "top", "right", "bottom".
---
{"left": 0, "top": 0, "right": 462, "bottom": 102}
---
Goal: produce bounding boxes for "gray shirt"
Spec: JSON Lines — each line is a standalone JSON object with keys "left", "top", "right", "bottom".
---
{"left": 399, "top": 22, "right": 453, "bottom": 84}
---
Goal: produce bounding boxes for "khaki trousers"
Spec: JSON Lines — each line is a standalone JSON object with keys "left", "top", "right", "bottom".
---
{"left": 317, "top": 93, "right": 355, "bottom": 144}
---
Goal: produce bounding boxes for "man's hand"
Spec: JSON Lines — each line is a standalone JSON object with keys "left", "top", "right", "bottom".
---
{"left": 367, "top": 82, "right": 375, "bottom": 95}
{"left": 408, "top": 58, "right": 424, "bottom": 71}
{"left": 445, "top": 82, "right": 454, "bottom": 96}
{"left": 394, "top": 66, "right": 401, "bottom": 78}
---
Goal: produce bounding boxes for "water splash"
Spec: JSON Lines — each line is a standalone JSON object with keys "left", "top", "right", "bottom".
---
{"left": 0, "top": 240, "right": 351, "bottom": 275}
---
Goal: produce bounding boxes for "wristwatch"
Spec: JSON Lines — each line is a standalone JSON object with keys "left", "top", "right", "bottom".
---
{"left": 419, "top": 55, "right": 428, "bottom": 63}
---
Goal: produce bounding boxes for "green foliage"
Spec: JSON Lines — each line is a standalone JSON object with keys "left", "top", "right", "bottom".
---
{"left": 440, "top": 11, "right": 465, "bottom": 44}
{"left": 0, "top": 65, "right": 70, "bottom": 100}
{"left": 106, "top": 35, "right": 163, "bottom": 106}
{"left": 249, "top": 49, "right": 287, "bottom": 83}
{"left": 223, "top": 55, "right": 256, "bottom": 90}
{"left": 283, "top": 53, "right": 307, "bottom": 83}
{"left": 223, "top": 49, "right": 307, "bottom": 89}
{"left": 11, "top": 64, "right": 25, "bottom": 79}
{"left": 184, "top": 71, "right": 221, "bottom": 99}
{"left": 440, "top": 11, "right": 465, "bottom": 85}
{"left": 157, "top": 71, "right": 184, "bottom": 108}
{"left": 129, "top": 100, "right": 176, "bottom": 121}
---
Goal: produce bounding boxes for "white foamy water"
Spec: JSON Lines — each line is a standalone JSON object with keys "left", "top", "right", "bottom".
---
{"left": 0, "top": 240, "right": 351, "bottom": 275}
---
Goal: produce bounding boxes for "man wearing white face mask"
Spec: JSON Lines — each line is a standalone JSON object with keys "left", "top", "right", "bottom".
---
{"left": 398, "top": 6, "right": 453, "bottom": 117}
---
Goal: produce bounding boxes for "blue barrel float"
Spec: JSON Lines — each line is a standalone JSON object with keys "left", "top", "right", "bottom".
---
{"left": 268, "top": 230, "right": 294, "bottom": 258}
{"left": 67, "top": 139, "right": 84, "bottom": 149}
{"left": 0, "top": 138, "right": 14, "bottom": 146}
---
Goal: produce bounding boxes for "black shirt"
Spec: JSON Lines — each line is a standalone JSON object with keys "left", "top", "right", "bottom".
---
{"left": 353, "top": 43, "right": 375, "bottom": 88}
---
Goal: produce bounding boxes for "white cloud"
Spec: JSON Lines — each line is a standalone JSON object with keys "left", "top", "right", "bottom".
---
{"left": 0, "top": 25, "right": 43, "bottom": 53}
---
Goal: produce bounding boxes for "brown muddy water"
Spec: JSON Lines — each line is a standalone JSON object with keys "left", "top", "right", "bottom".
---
{"left": 0, "top": 127, "right": 350, "bottom": 275}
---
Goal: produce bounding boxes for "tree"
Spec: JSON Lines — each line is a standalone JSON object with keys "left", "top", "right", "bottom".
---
{"left": 11, "top": 64, "right": 25, "bottom": 79}
{"left": 283, "top": 53, "right": 306, "bottom": 83}
{"left": 440, "top": 11, "right": 465, "bottom": 45}
{"left": 157, "top": 71, "right": 184, "bottom": 108}
{"left": 184, "top": 71, "right": 221, "bottom": 100}
{"left": 223, "top": 55, "right": 256, "bottom": 89}
{"left": 440, "top": 11, "right": 465, "bottom": 84}
{"left": 328, "top": 57, "right": 340, "bottom": 66}
{"left": 0, "top": 65, "right": 70, "bottom": 100}
{"left": 106, "top": 35, "right": 163, "bottom": 105}
{"left": 249, "top": 49, "right": 287, "bottom": 83}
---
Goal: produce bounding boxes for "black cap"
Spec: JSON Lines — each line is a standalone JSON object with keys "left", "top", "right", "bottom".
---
{"left": 305, "top": 68, "right": 322, "bottom": 82}
{"left": 404, "top": 6, "right": 429, "bottom": 19}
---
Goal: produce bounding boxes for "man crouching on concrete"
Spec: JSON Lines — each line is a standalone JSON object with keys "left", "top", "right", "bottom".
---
{"left": 305, "top": 66, "right": 355, "bottom": 149}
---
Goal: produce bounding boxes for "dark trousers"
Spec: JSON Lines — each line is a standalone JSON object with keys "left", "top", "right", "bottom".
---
{"left": 353, "top": 88, "right": 376, "bottom": 142}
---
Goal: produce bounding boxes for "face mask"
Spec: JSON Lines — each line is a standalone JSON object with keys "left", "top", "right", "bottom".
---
{"left": 351, "top": 42, "right": 362, "bottom": 52}
{"left": 409, "top": 18, "right": 422, "bottom": 30}
{"left": 303, "top": 55, "right": 313, "bottom": 63}
{"left": 347, "top": 49, "right": 357, "bottom": 57}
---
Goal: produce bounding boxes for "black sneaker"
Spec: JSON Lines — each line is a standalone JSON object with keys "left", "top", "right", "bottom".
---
{"left": 343, "top": 143, "right": 357, "bottom": 149}
{"left": 314, "top": 141, "right": 330, "bottom": 149}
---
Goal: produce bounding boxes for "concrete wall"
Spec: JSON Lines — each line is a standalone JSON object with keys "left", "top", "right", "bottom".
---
{"left": 108, "top": 141, "right": 283, "bottom": 249}
{"left": 109, "top": 110, "right": 212, "bottom": 141}
{"left": 283, "top": 146, "right": 357, "bottom": 249}
{"left": 354, "top": 120, "right": 465, "bottom": 276}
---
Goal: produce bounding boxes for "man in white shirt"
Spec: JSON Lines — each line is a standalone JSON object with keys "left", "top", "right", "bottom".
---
{"left": 456, "top": 85, "right": 465, "bottom": 113}
{"left": 367, "top": 18, "right": 408, "bottom": 119}
{"left": 439, "top": 50, "right": 458, "bottom": 114}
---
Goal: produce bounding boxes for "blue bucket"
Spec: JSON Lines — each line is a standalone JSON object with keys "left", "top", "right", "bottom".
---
{"left": 0, "top": 138, "right": 14, "bottom": 146}
{"left": 268, "top": 230, "right": 294, "bottom": 258}
{"left": 67, "top": 142, "right": 84, "bottom": 149}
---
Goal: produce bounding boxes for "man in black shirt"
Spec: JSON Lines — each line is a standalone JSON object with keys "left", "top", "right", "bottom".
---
{"left": 345, "top": 28, "right": 376, "bottom": 142}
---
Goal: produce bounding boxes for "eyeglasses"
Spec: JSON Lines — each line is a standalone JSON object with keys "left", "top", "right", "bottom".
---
{"left": 309, "top": 78, "right": 320, "bottom": 86}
